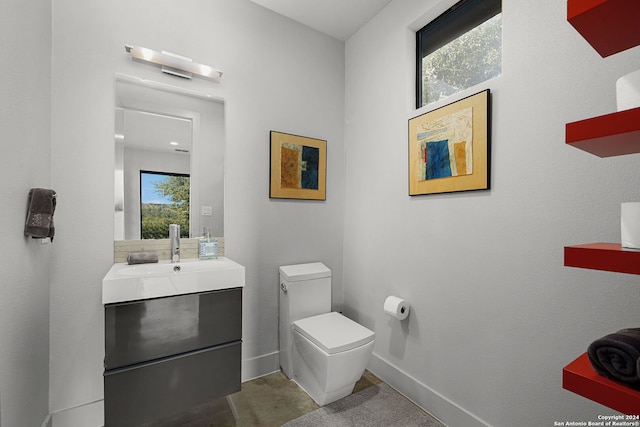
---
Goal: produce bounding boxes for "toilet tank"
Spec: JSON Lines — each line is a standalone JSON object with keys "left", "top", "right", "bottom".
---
{"left": 279, "top": 262, "right": 331, "bottom": 378}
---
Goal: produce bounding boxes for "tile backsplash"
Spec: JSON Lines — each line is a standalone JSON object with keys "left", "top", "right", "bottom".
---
{"left": 114, "top": 237, "right": 225, "bottom": 263}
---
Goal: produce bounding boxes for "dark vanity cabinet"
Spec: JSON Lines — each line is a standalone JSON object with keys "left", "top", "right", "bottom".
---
{"left": 103, "top": 287, "right": 242, "bottom": 426}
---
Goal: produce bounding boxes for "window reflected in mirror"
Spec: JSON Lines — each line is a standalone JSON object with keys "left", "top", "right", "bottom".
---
{"left": 140, "top": 171, "right": 190, "bottom": 239}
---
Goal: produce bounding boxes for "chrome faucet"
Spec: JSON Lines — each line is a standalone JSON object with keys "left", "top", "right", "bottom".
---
{"left": 169, "top": 224, "right": 180, "bottom": 263}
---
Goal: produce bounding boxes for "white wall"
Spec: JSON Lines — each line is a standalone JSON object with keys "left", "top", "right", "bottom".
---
{"left": 344, "top": 0, "right": 640, "bottom": 425}
{"left": 194, "top": 101, "right": 226, "bottom": 238}
{"left": 50, "top": 0, "right": 345, "bottom": 413}
{"left": 0, "top": 0, "right": 52, "bottom": 425}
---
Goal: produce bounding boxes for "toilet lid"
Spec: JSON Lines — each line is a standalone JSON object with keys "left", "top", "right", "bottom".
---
{"left": 293, "top": 312, "right": 375, "bottom": 354}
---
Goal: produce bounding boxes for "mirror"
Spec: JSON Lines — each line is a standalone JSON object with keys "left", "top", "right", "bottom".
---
{"left": 114, "top": 74, "right": 224, "bottom": 240}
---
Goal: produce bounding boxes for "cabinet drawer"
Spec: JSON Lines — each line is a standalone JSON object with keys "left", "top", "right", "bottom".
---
{"left": 105, "top": 288, "right": 241, "bottom": 370}
{"left": 104, "top": 341, "right": 241, "bottom": 427}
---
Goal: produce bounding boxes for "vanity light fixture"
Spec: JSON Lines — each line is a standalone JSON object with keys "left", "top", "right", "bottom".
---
{"left": 124, "top": 45, "right": 223, "bottom": 80}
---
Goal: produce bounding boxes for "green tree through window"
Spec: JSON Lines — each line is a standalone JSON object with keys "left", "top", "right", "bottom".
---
{"left": 422, "top": 14, "right": 501, "bottom": 105}
{"left": 417, "top": 0, "right": 502, "bottom": 107}
{"left": 140, "top": 171, "right": 190, "bottom": 239}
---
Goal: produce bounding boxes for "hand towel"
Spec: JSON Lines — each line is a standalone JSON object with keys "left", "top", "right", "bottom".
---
{"left": 24, "top": 188, "right": 57, "bottom": 241}
{"left": 127, "top": 252, "right": 159, "bottom": 265}
{"left": 587, "top": 328, "right": 640, "bottom": 388}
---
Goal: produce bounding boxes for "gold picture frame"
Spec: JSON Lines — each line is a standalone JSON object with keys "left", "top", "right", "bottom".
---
{"left": 270, "top": 131, "right": 327, "bottom": 200}
{"left": 409, "top": 89, "right": 490, "bottom": 196}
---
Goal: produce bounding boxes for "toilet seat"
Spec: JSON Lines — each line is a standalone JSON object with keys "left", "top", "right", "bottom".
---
{"left": 292, "top": 312, "right": 374, "bottom": 354}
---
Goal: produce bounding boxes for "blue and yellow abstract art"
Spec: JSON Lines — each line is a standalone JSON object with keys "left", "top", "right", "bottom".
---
{"left": 270, "top": 131, "right": 327, "bottom": 200}
{"left": 281, "top": 143, "right": 319, "bottom": 190}
{"left": 408, "top": 89, "right": 490, "bottom": 196}
{"left": 416, "top": 107, "right": 473, "bottom": 182}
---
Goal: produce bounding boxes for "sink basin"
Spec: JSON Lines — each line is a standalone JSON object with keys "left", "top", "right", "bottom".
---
{"left": 102, "top": 257, "right": 245, "bottom": 304}
{"left": 118, "top": 259, "right": 237, "bottom": 276}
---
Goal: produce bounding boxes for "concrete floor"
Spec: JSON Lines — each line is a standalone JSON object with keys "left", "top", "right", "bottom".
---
{"left": 144, "top": 370, "right": 383, "bottom": 427}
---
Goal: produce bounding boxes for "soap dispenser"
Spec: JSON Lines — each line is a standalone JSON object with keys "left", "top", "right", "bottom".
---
{"left": 199, "top": 226, "right": 218, "bottom": 260}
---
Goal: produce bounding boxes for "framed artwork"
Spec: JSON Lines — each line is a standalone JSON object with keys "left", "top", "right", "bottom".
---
{"left": 408, "top": 89, "right": 490, "bottom": 196}
{"left": 270, "top": 131, "right": 327, "bottom": 200}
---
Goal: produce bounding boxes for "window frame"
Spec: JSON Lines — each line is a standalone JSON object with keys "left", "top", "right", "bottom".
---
{"left": 416, "top": 0, "right": 502, "bottom": 109}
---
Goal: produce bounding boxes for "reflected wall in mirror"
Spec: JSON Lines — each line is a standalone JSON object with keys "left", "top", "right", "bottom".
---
{"left": 114, "top": 74, "right": 224, "bottom": 240}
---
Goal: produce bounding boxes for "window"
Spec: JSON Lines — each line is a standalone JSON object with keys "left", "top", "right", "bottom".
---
{"left": 140, "top": 171, "right": 190, "bottom": 239}
{"left": 416, "top": 0, "right": 502, "bottom": 108}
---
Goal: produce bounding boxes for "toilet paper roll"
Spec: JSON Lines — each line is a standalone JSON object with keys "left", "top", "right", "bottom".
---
{"left": 384, "top": 296, "right": 409, "bottom": 320}
{"left": 621, "top": 202, "right": 640, "bottom": 249}
{"left": 617, "top": 69, "right": 640, "bottom": 111}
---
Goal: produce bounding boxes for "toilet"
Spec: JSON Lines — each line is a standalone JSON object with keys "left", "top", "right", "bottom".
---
{"left": 279, "top": 262, "right": 375, "bottom": 406}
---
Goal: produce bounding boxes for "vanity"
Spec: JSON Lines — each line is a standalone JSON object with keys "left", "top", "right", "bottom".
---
{"left": 107, "top": 71, "right": 234, "bottom": 425}
{"left": 102, "top": 257, "right": 245, "bottom": 426}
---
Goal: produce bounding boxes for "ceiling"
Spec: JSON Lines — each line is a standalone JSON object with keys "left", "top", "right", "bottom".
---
{"left": 118, "top": 109, "right": 192, "bottom": 154}
{"left": 249, "top": 0, "right": 393, "bottom": 41}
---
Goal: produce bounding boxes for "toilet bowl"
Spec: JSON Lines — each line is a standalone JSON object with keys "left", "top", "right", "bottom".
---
{"left": 279, "top": 263, "right": 375, "bottom": 406}
{"left": 292, "top": 312, "right": 375, "bottom": 405}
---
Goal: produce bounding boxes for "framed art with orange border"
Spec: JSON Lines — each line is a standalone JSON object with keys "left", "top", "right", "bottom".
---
{"left": 270, "top": 131, "right": 327, "bottom": 200}
{"left": 408, "top": 89, "right": 490, "bottom": 196}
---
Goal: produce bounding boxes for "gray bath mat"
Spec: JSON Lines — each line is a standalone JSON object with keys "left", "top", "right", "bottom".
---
{"left": 282, "top": 383, "right": 443, "bottom": 427}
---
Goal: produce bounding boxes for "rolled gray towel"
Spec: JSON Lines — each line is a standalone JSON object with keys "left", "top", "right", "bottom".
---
{"left": 127, "top": 252, "right": 159, "bottom": 265}
{"left": 587, "top": 328, "right": 640, "bottom": 388}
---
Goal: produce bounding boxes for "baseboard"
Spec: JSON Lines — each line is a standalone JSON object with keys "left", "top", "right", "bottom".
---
{"left": 367, "top": 352, "right": 491, "bottom": 427}
{"left": 242, "top": 350, "right": 280, "bottom": 382}
{"left": 40, "top": 414, "right": 52, "bottom": 427}
{"left": 49, "top": 399, "right": 104, "bottom": 427}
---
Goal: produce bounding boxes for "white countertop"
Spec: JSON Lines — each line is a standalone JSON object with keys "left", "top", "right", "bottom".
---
{"left": 102, "top": 257, "right": 245, "bottom": 304}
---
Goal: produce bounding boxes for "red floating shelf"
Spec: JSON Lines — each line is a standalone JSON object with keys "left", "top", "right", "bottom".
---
{"left": 563, "top": 353, "right": 640, "bottom": 415}
{"left": 564, "top": 0, "right": 640, "bottom": 416}
{"left": 564, "top": 243, "right": 640, "bottom": 275}
{"left": 566, "top": 107, "right": 640, "bottom": 157}
{"left": 568, "top": 0, "right": 640, "bottom": 57}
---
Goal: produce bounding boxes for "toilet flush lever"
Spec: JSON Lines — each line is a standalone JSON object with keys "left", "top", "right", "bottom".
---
{"left": 280, "top": 283, "right": 287, "bottom": 294}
